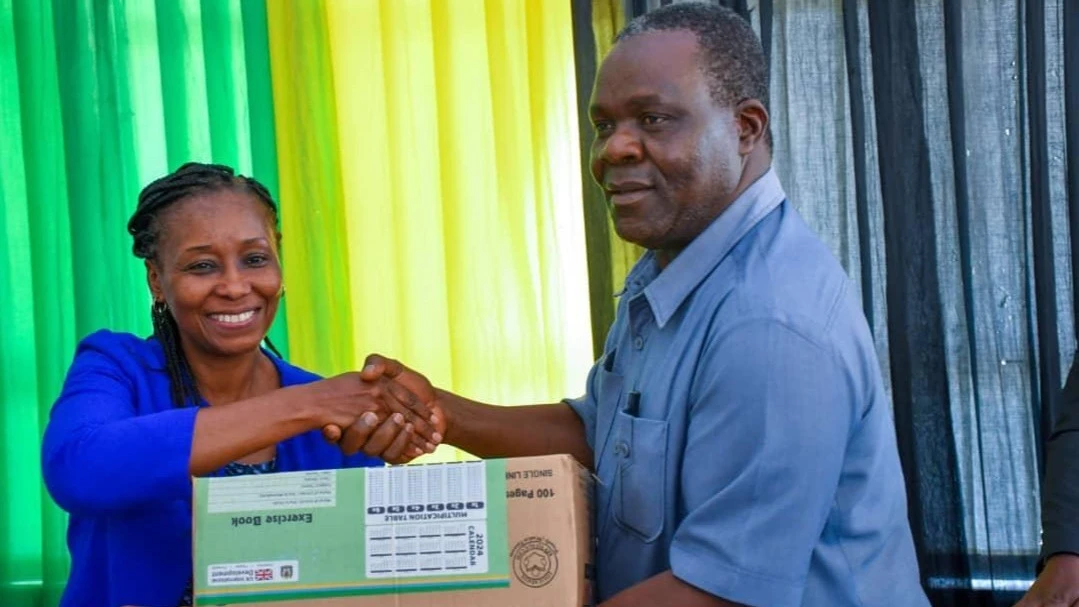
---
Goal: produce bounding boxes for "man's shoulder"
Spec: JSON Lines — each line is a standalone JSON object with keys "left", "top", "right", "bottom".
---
{"left": 716, "top": 204, "right": 859, "bottom": 336}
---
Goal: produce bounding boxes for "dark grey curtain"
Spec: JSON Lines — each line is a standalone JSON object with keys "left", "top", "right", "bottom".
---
{"left": 573, "top": 1, "right": 1078, "bottom": 605}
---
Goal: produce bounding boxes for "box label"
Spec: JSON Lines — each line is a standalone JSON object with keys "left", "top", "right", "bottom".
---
{"left": 208, "top": 560, "right": 300, "bottom": 586}
{"left": 207, "top": 470, "right": 336, "bottom": 514}
{"left": 364, "top": 463, "right": 490, "bottom": 578}
{"left": 193, "top": 461, "right": 509, "bottom": 605}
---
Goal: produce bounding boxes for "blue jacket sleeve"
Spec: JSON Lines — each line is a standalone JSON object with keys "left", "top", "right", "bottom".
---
{"left": 41, "top": 335, "right": 197, "bottom": 515}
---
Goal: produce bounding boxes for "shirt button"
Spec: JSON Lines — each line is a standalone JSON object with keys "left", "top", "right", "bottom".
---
{"left": 614, "top": 441, "right": 630, "bottom": 457}
{"left": 633, "top": 336, "right": 644, "bottom": 350}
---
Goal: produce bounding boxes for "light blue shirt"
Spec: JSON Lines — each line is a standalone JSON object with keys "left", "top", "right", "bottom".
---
{"left": 567, "top": 169, "right": 929, "bottom": 606}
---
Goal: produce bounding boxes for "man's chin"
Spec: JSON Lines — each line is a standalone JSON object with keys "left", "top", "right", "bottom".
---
{"left": 611, "top": 220, "right": 661, "bottom": 250}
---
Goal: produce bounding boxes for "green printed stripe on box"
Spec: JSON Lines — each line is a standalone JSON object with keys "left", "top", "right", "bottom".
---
{"left": 195, "top": 577, "right": 511, "bottom": 605}
{"left": 199, "top": 572, "right": 510, "bottom": 595}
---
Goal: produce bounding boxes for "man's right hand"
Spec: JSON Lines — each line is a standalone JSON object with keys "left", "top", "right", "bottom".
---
{"left": 306, "top": 371, "right": 439, "bottom": 457}
{"left": 1015, "top": 554, "right": 1079, "bottom": 607}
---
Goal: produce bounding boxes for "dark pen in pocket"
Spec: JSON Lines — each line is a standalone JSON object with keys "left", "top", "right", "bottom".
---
{"left": 624, "top": 390, "right": 641, "bottom": 416}
{"left": 603, "top": 348, "right": 618, "bottom": 373}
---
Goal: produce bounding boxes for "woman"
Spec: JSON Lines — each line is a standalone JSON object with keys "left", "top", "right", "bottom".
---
{"left": 40, "top": 162, "right": 441, "bottom": 607}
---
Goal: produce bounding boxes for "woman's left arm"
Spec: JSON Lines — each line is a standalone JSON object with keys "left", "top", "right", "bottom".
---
{"left": 41, "top": 342, "right": 201, "bottom": 514}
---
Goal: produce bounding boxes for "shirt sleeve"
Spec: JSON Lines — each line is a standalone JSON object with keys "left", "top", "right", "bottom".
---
{"left": 563, "top": 357, "right": 603, "bottom": 451}
{"left": 668, "top": 318, "right": 856, "bottom": 607}
{"left": 41, "top": 335, "right": 198, "bottom": 515}
{"left": 1040, "top": 352, "right": 1079, "bottom": 565}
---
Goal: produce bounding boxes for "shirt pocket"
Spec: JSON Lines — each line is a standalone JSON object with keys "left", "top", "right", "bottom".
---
{"left": 613, "top": 411, "right": 669, "bottom": 543}
{"left": 593, "top": 366, "right": 625, "bottom": 469}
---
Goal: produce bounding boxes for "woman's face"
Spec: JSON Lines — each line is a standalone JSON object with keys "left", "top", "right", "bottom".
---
{"left": 146, "top": 188, "right": 282, "bottom": 360}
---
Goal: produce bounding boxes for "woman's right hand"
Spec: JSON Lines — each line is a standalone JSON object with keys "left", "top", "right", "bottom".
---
{"left": 303, "top": 372, "right": 439, "bottom": 456}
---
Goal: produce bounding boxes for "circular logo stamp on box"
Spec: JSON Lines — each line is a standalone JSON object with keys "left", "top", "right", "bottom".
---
{"left": 511, "top": 536, "right": 559, "bottom": 588}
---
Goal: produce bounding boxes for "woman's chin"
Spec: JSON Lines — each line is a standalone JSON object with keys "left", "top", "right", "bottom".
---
{"left": 200, "top": 332, "right": 271, "bottom": 359}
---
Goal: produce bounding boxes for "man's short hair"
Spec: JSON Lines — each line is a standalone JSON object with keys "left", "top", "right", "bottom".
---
{"left": 616, "top": 2, "right": 771, "bottom": 145}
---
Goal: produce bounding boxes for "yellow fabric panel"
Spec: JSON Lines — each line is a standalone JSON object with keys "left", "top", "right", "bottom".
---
{"left": 322, "top": 0, "right": 594, "bottom": 462}
{"left": 266, "top": 0, "right": 356, "bottom": 374}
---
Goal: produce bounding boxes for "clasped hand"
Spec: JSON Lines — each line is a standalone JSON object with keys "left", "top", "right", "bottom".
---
{"left": 317, "top": 355, "right": 444, "bottom": 465}
{"left": 313, "top": 355, "right": 446, "bottom": 464}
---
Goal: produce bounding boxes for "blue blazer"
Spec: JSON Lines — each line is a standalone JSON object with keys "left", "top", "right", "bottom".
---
{"left": 40, "top": 330, "right": 382, "bottom": 607}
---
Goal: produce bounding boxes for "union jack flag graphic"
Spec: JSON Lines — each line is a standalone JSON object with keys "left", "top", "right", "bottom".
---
{"left": 254, "top": 568, "right": 273, "bottom": 581}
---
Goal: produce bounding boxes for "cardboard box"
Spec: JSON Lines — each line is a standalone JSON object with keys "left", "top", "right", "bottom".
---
{"left": 192, "top": 454, "right": 594, "bottom": 606}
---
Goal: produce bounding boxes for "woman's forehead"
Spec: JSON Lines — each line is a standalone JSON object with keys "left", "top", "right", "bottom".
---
{"left": 157, "top": 190, "right": 276, "bottom": 251}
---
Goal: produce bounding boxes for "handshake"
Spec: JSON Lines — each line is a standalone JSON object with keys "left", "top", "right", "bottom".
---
{"left": 299, "top": 354, "right": 446, "bottom": 464}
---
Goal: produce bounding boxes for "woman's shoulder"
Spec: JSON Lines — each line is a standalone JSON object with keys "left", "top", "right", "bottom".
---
{"left": 71, "top": 329, "right": 164, "bottom": 371}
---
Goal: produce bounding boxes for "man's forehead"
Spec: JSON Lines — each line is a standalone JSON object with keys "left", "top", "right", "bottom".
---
{"left": 599, "top": 30, "right": 701, "bottom": 81}
{"left": 593, "top": 29, "right": 704, "bottom": 102}
{"left": 605, "top": 29, "right": 701, "bottom": 67}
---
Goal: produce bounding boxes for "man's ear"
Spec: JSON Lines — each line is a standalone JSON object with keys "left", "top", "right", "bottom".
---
{"left": 736, "top": 99, "right": 769, "bottom": 154}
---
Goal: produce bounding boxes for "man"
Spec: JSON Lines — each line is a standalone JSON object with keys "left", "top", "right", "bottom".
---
{"left": 339, "top": 3, "right": 929, "bottom": 605}
{"left": 1016, "top": 355, "right": 1079, "bottom": 607}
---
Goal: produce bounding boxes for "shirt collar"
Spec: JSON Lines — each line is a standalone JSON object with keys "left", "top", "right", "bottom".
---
{"left": 620, "top": 167, "right": 787, "bottom": 329}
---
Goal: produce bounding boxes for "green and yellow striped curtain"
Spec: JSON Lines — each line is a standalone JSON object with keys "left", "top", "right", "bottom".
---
{"left": 0, "top": 1, "right": 593, "bottom": 604}
{"left": 591, "top": 0, "right": 643, "bottom": 297}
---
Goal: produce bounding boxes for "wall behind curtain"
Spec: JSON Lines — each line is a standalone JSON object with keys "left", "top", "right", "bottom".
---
{"left": 577, "top": 0, "right": 1075, "bottom": 605}
{"left": 0, "top": 1, "right": 592, "bottom": 605}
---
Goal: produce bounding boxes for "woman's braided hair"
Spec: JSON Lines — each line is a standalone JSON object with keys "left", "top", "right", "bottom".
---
{"left": 127, "top": 162, "right": 284, "bottom": 407}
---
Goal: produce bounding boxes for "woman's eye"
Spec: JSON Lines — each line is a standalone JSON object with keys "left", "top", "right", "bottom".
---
{"left": 187, "top": 261, "right": 216, "bottom": 273}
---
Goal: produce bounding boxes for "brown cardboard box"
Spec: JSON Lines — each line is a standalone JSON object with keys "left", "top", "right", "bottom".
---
{"left": 193, "top": 454, "right": 593, "bottom": 607}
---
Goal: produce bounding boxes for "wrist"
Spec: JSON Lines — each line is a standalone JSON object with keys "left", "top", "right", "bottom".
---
{"left": 279, "top": 383, "right": 326, "bottom": 432}
{"left": 435, "top": 388, "right": 461, "bottom": 445}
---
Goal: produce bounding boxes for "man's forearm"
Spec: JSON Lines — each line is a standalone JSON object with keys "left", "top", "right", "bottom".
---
{"left": 439, "top": 392, "right": 593, "bottom": 469}
{"left": 600, "top": 571, "right": 742, "bottom": 607}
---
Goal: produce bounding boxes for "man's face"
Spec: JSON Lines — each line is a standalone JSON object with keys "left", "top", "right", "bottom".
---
{"left": 589, "top": 29, "right": 746, "bottom": 258}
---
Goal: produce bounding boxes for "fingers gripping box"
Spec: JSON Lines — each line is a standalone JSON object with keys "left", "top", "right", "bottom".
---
{"left": 192, "top": 454, "right": 594, "bottom": 607}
